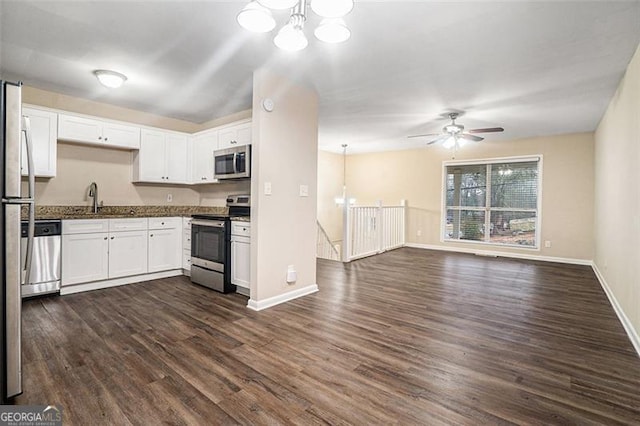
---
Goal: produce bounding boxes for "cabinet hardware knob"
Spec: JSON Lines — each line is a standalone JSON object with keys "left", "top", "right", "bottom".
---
{"left": 161, "top": 222, "right": 165, "bottom": 225}
{"left": 103, "top": 237, "right": 107, "bottom": 240}
{"left": 98, "top": 136, "right": 102, "bottom": 140}
{"left": 111, "top": 236, "right": 114, "bottom": 239}
{"left": 104, "top": 137, "right": 108, "bottom": 141}
{"left": 150, "top": 234, "right": 153, "bottom": 237}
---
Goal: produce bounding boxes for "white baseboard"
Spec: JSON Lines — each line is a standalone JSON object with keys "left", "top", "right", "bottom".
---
{"left": 404, "top": 243, "right": 592, "bottom": 266}
{"left": 591, "top": 262, "right": 640, "bottom": 358}
{"left": 247, "top": 284, "right": 319, "bottom": 311}
{"left": 60, "top": 269, "right": 183, "bottom": 295}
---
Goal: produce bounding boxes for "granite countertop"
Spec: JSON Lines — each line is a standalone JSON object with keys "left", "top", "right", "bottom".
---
{"left": 230, "top": 216, "right": 251, "bottom": 223}
{"left": 23, "top": 205, "right": 231, "bottom": 220}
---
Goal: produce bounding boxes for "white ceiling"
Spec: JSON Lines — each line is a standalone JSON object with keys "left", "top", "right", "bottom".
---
{"left": 1, "top": 1, "right": 639, "bottom": 153}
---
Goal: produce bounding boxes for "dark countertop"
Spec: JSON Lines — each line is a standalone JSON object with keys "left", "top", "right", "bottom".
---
{"left": 24, "top": 205, "right": 229, "bottom": 220}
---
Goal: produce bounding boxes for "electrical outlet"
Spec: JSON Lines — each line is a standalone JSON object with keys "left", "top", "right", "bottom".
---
{"left": 264, "top": 182, "right": 272, "bottom": 195}
{"left": 544, "top": 240, "right": 551, "bottom": 248}
{"left": 167, "top": 194, "right": 173, "bottom": 203}
{"left": 417, "top": 230, "right": 422, "bottom": 237}
{"left": 299, "top": 184, "right": 309, "bottom": 197}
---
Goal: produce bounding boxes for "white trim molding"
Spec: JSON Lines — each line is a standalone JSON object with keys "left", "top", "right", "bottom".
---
{"left": 591, "top": 262, "right": 640, "bottom": 357}
{"left": 405, "top": 243, "right": 592, "bottom": 266}
{"left": 247, "top": 284, "right": 319, "bottom": 311}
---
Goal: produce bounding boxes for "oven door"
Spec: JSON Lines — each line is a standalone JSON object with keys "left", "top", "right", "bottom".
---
{"left": 191, "top": 220, "right": 226, "bottom": 271}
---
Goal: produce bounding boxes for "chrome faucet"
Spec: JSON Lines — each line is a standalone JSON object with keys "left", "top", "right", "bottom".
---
{"left": 88, "top": 182, "right": 100, "bottom": 213}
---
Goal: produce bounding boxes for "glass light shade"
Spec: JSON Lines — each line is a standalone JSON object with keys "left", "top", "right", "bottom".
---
{"left": 310, "top": 0, "right": 354, "bottom": 18}
{"left": 442, "top": 136, "right": 456, "bottom": 149}
{"left": 257, "top": 0, "right": 299, "bottom": 10}
{"left": 314, "top": 18, "right": 350, "bottom": 43}
{"left": 93, "top": 70, "right": 127, "bottom": 88}
{"left": 274, "top": 24, "right": 308, "bottom": 51}
{"left": 237, "top": 1, "right": 276, "bottom": 33}
{"left": 457, "top": 137, "right": 468, "bottom": 147}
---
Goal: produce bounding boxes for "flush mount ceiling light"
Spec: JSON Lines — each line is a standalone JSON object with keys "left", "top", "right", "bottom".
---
{"left": 237, "top": 1, "right": 276, "bottom": 33}
{"left": 93, "top": 70, "right": 127, "bottom": 89}
{"left": 238, "top": 0, "right": 353, "bottom": 51}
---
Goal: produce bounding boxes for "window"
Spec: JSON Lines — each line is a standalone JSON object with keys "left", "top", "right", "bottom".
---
{"left": 443, "top": 157, "right": 541, "bottom": 248}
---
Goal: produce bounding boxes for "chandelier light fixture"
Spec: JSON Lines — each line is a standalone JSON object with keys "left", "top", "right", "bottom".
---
{"left": 237, "top": 0, "right": 353, "bottom": 51}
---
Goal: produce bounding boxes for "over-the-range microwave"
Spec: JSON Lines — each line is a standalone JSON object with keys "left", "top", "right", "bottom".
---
{"left": 214, "top": 145, "right": 251, "bottom": 180}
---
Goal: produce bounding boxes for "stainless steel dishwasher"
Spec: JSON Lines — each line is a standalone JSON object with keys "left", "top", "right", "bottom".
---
{"left": 20, "top": 219, "right": 61, "bottom": 297}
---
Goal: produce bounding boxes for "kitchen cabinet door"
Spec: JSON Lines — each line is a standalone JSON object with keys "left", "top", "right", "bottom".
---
{"left": 108, "top": 230, "right": 148, "bottom": 279}
{"left": 135, "top": 129, "right": 166, "bottom": 182}
{"left": 61, "top": 232, "right": 109, "bottom": 285}
{"left": 58, "top": 113, "right": 140, "bottom": 150}
{"left": 58, "top": 114, "right": 102, "bottom": 145}
{"left": 22, "top": 107, "right": 57, "bottom": 177}
{"left": 231, "top": 235, "right": 250, "bottom": 289}
{"left": 166, "top": 133, "right": 189, "bottom": 183}
{"left": 148, "top": 228, "right": 181, "bottom": 272}
{"left": 217, "top": 121, "right": 251, "bottom": 150}
{"left": 191, "top": 130, "right": 218, "bottom": 183}
{"left": 102, "top": 122, "right": 140, "bottom": 149}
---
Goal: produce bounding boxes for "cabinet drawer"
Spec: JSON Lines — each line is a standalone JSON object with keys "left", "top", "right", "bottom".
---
{"left": 62, "top": 219, "right": 109, "bottom": 234}
{"left": 109, "top": 217, "right": 148, "bottom": 232}
{"left": 183, "top": 217, "right": 192, "bottom": 229}
{"left": 182, "top": 252, "right": 192, "bottom": 269}
{"left": 231, "top": 222, "right": 251, "bottom": 237}
{"left": 148, "top": 216, "right": 181, "bottom": 230}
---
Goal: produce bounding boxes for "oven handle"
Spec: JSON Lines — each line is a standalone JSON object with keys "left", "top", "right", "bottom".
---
{"left": 191, "top": 219, "right": 225, "bottom": 228}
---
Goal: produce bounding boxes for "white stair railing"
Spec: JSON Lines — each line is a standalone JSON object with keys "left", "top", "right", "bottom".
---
{"left": 343, "top": 200, "right": 406, "bottom": 262}
{"left": 317, "top": 221, "right": 340, "bottom": 261}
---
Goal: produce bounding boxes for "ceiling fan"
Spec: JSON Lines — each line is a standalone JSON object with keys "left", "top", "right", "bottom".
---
{"left": 408, "top": 112, "right": 504, "bottom": 148}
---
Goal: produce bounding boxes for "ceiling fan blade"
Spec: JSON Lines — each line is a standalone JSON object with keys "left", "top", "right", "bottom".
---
{"left": 468, "top": 127, "right": 504, "bottom": 134}
{"left": 460, "top": 133, "right": 484, "bottom": 142}
{"left": 407, "top": 133, "right": 440, "bottom": 139}
{"left": 426, "top": 135, "right": 451, "bottom": 145}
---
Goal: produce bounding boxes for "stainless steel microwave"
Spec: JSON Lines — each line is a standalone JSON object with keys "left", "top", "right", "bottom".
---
{"left": 214, "top": 145, "right": 251, "bottom": 180}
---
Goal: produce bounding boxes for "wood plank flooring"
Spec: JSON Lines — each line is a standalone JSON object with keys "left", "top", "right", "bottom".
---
{"left": 14, "top": 248, "right": 640, "bottom": 425}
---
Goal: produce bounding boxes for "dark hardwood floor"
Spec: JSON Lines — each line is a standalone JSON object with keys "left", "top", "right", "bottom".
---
{"left": 15, "top": 248, "right": 640, "bottom": 425}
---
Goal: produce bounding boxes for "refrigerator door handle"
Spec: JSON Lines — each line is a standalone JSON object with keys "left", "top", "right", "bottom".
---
{"left": 22, "top": 115, "right": 36, "bottom": 286}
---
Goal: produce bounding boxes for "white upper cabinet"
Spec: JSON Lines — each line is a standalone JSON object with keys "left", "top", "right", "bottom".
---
{"left": 58, "top": 113, "right": 140, "bottom": 149}
{"left": 217, "top": 121, "right": 252, "bottom": 150}
{"left": 21, "top": 106, "right": 57, "bottom": 178}
{"left": 191, "top": 129, "right": 218, "bottom": 184}
{"left": 133, "top": 129, "right": 189, "bottom": 184}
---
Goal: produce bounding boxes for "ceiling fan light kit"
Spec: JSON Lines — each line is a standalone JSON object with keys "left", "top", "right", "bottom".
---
{"left": 407, "top": 112, "right": 504, "bottom": 151}
{"left": 238, "top": 0, "right": 353, "bottom": 50}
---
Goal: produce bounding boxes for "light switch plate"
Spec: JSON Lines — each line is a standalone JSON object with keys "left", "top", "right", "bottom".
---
{"left": 299, "top": 184, "right": 309, "bottom": 197}
{"left": 264, "top": 182, "right": 272, "bottom": 195}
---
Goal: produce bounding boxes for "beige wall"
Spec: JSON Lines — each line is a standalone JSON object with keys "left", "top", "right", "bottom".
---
{"left": 24, "top": 86, "right": 200, "bottom": 133}
{"left": 317, "top": 150, "right": 344, "bottom": 243}
{"left": 594, "top": 45, "right": 640, "bottom": 348}
{"left": 23, "top": 86, "right": 249, "bottom": 207}
{"left": 250, "top": 70, "right": 318, "bottom": 303}
{"left": 341, "top": 132, "right": 594, "bottom": 261}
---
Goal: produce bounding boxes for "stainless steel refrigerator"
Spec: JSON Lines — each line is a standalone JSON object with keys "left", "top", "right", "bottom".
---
{"left": 1, "top": 80, "right": 35, "bottom": 401}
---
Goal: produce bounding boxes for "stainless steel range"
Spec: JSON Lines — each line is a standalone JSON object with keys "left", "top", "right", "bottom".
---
{"left": 190, "top": 194, "right": 250, "bottom": 293}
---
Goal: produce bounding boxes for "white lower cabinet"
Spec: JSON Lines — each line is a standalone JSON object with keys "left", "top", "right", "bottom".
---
{"left": 231, "top": 221, "right": 251, "bottom": 289}
{"left": 62, "top": 217, "right": 180, "bottom": 289}
{"left": 148, "top": 217, "right": 182, "bottom": 273}
{"left": 62, "top": 232, "right": 109, "bottom": 285}
{"left": 182, "top": 217, "right": 192, "bottom": 272}
{"left": 108, "top": 230, "right": 148, "bottom": 279}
